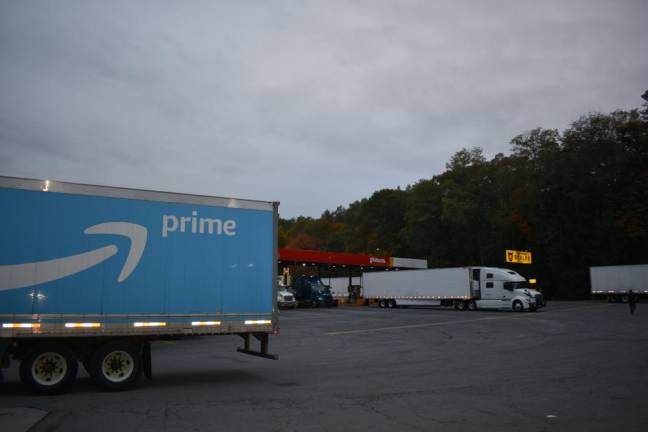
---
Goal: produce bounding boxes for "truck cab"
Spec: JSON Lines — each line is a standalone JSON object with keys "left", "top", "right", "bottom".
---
{"left": 474, "top": 268, "right": 544, "bottom": 311}
{"left": 292, "top": 276, "right": 336, "bottom": 307}
{"left": 276, "top": 277, "right": 297, "bottom": 309}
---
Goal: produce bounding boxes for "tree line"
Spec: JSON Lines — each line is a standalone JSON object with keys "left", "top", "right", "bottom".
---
{"left": 279, "top": 101, "right": 648, "bottom": 299}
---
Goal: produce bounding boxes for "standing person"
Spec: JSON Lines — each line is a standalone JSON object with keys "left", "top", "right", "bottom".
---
{"left": 628, "top": 290, "right": 637, "bottom": 315}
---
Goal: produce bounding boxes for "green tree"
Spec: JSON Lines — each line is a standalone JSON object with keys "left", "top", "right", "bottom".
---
{"left": 279, "top": 100, "right": 648, "bottom": 300}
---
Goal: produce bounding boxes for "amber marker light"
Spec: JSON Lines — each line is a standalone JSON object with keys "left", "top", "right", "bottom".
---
{"left": 65, "top": 323, "right": 102, "bottom": 328}
{"left": 133, "top": 322, "right": 166, "bottom": 327}
{"left": 2, "top": 323, "right": 41, "bottom": 328}
{"left": 191, "top": 321, "right": 222, "bottom": 326}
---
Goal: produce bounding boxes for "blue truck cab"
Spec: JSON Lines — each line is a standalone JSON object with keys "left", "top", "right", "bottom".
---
{"left": 292, "top": 275, "right": 337, "bottom": 307}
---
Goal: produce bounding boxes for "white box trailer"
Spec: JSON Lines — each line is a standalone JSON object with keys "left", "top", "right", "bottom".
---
{"left": 364, "top": 267, "right": 544, "bottom": 312}
{"left": 590, "top": 264, "right": 648, "bottom": 302}
{"left": 321, "top": 276, "right": 362, "bottom": 298}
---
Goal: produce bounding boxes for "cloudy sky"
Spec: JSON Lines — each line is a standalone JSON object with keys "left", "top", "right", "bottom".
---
{"left": 1, "top": 1, "right": 646, "bottom": 217}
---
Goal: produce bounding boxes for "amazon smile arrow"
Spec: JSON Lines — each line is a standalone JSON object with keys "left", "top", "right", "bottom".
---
{"left": 0, "top": 222, "right": 147, "bottom": 291}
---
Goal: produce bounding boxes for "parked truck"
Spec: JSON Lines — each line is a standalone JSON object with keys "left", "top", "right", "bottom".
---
{"left": 590, "top": 264, "right": 648, "bottom": 302}
{"left": 277, "top": 276, "right": 297, "bottom": 309}
{"left": 0, "top": 176, "right": 278, "bottom": 394}
{"left": 291, "top": 275, "right": 337, "bottom": 307}
{"left": 364, "top": 267, "right": 544, "bottom": 311}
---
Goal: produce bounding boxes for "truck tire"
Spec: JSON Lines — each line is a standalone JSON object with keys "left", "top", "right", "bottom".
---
{"left": 512, "top": 300, "right": 524, "bottom": 312}
{"left": 467, "top": 300, "right": 477, "bottom": 311}
{"left": 19, "top": 342, "right": 78, "bottom": 395}
{"left": 387, "top": 299, "right": 396, "bottom": 308}
{"left": 89, "top": 341, "right": 142, "bottom": 391}
{"left": 456, "top": 301, "right": 467, "bottom": 311}
{"left": 378, "top": 299, "right": 386, "bottom": 308}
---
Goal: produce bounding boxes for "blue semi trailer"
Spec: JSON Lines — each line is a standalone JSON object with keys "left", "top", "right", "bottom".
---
{"left": 0, "top": 176, "right": 279, "bottom": 394}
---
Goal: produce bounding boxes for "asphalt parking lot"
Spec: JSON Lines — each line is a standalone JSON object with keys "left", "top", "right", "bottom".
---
{"left": 1, "top": 301, "right": 647, "bottom": 431}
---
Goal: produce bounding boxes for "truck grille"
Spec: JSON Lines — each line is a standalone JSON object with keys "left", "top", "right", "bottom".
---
{"left": 284, "top": 295, "right": 294, "bottom": 302}
{"left": 535, "top": 294, "right": 544, "bottom": 307}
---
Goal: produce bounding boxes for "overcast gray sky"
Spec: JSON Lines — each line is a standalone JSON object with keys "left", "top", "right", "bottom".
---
{"left": 1, "top": 1, "right": 646, "bottom": 218}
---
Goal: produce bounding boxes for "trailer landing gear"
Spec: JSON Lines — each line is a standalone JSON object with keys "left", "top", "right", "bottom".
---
{"left": 237, "top": 333, "right": 278, "bottom": 360}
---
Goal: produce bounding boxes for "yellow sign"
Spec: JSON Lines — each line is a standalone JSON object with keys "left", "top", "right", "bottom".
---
{"left": 505, "top": 249, "right": 532, "bottom": 264}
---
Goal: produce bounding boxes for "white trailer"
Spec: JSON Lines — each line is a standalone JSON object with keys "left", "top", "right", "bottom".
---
{"left": 590, "top": 264, "right": 648, "bottom": 302}
{"left": 364, "top": 267, "right": 544, "bottom": 311}
{"left": 322, "top": 276, "right": 362, "bottom": 298}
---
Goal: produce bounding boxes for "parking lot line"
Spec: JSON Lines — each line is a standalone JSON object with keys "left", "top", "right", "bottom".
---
{"left": 535, "top": 303, "right": 610, "bottom": 313}
{"left": 325, "top": 304, "right": 611, "bottom": 335}
{"left": 325, "top": 316, "right": 506, "bottom": 335}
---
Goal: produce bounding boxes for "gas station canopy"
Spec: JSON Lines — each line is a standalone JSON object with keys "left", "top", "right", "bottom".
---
{"left": 278, "top": 248, "right": 427, "bottom": 269}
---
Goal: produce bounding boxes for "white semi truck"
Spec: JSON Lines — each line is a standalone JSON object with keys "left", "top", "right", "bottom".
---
{"left": 364, "top": 267, "right": 544, "bottom": 311}
{"left": 590, "top": 264, "right": 648, "bottom": 302}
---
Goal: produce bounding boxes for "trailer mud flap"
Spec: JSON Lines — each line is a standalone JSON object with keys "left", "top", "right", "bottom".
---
{"left": 237, "top": 333, "right": 278, "bottom": 360}
{"left": 0, "top": 340, "right": 10, "bottom": 367}
{"left": 142, "top": 340, "right": 152, "bottom": 380}
{"left": 0, "top": 340, "right": 11, "bottom": 383}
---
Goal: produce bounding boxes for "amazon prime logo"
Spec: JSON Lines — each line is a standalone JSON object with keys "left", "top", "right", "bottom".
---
{"left": 0, "top": 222, "right": 147, "bottom": 291}
{"left": 162, "top": 211, "right": 236, "bottom": 238}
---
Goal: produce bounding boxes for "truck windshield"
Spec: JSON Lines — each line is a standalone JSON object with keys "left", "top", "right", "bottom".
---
{"left": 307, "top": 278, "right": 329, "bottom": 292}
{"left": 504, "top": 281, "right": 530, "bottom": 290}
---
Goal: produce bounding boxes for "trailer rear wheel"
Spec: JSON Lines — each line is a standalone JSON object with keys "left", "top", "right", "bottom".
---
{"left": 90, "top": 341, "right": 142, "bottom": 391}
{"left": 19, "top": 343, "right": 78, "bottom": 395}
